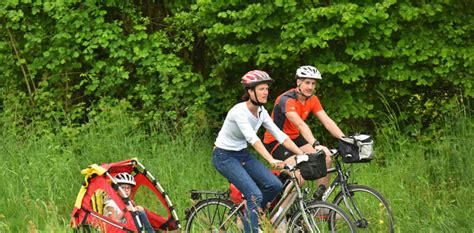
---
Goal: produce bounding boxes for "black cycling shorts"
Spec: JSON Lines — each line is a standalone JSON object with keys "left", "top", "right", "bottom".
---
{"left": 264, "top": 135, "right": 309, "bottom": 161}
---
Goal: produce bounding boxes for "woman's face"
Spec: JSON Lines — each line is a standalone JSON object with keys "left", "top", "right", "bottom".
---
{"left": 249, "top": 83, "right": 269, "bottom": 104}
{"left": 117, "top": 184, "right": 133, "bottom": 198}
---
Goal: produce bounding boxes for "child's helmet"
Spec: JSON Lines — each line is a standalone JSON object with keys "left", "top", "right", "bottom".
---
{"left": 114, "top": 172, "right": 136, "bottom": 186}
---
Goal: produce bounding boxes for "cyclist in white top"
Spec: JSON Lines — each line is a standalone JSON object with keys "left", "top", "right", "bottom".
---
{"left": 212, "top": 70, "right": 304, "bottom": 233}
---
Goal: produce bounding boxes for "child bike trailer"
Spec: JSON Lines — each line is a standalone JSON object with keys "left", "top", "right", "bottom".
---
{"left": 70, "top": 158, "right": 180, "bottom": 232}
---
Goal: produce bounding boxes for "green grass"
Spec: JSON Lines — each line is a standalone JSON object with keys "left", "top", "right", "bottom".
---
{"left": 0, "top": 109, "right": 472, "bottom": 232}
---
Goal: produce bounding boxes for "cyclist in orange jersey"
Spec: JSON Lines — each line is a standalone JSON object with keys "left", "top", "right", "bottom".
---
{"left": 264, "top": 65, "right": 345, "bottom": 191}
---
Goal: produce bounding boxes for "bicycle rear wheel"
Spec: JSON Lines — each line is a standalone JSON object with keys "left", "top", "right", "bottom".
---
{"left": 333, "top": 184, "right": 394, "bottom": 233}
{"left": 288, "top": 201, "right": 356, "bottom": 233}
{"left": 185, "top": 198, "right": 245, "bottom": 232}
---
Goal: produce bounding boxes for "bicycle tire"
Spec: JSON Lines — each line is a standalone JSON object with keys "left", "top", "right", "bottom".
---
{"left": 333, "top": 184, "right": 394, "bottom": 233}
{"left": 287, "top": 200, "right": 356, "bottom": 233}
{"left": 185, "top": 198, "right": 245, "bottom": 233}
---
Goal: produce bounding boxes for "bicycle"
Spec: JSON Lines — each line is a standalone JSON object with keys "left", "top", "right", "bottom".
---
{"left": 311, "top": 149, "right": 395, "bottom": 232}
{"left": 184, "top": 154, "right": 356, "bottom": 232}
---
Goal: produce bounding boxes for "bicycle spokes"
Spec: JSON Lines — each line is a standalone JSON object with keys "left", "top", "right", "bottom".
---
{"left": 186, "top": 199, "right": 244, "bottom": 232}
{"left": 335, "top": 186, "right": 394, "bottom": 232}
{"left": 288, "top": 202, "right": 355, "bottom": 233}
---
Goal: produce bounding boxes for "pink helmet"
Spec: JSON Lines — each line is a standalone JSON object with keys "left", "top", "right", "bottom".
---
{"left": 241, "top": 70, "right": 274, "bottom": 88}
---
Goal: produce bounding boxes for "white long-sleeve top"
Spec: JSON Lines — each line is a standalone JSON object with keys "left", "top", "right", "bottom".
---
{"left": 215, "top": 102, "right": 288, "bottom": 151}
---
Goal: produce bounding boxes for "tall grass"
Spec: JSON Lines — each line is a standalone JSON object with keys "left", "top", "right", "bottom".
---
{"left": 0, "top": 107, "right": 227, "bottom": 232}
{"left": 374, "top": 111, "right": 473, "bottom": 232}
{"left": 0, "top": 106, "right": 472, "bottom": 232}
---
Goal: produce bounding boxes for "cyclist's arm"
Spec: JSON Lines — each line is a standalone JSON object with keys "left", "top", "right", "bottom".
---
{"left": 281, "top": 137, "right": 305, "bottom": 155}
{"left": 252, "top": 140, "right": 285, "bottom": 168}
{"left": 285, "top": 111, "right": 319, "bottom": 146}
{"left": 262, "top": 109, "right": 304, "bottom": 156}
{"left": 104, "top": 205, "right": 122, "bottom": 221}
{"left": 315, "top": 110, "right": 344, "bottom": 139}
{"left": 264, "top": 117, "right": 305, "bottom": 156}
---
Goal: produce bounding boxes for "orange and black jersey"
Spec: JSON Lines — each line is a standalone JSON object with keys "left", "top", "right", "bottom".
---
{"left": 263, "top": 88, "right": 323, "bottom": 144}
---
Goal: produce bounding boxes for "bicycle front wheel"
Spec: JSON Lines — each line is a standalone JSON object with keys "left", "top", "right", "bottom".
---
{"left": 288, "top": 201, "right": 356, "bottom": 233}
{"left": 185, "top": 198, "right": 245, "bottom": 233}
{"left": 333, "top": 184, "right": 394, "bottom": 232}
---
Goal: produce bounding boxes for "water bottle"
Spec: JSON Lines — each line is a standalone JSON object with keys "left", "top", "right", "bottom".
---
{"left": 313, "top": 184, "right": 327, "bottom": 200}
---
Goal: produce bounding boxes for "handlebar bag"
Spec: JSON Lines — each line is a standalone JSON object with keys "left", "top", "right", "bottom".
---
{"left": 339, "top": 134, "right": 374, "bottom": 163}
{"left": 295, "top": 151, "right": 327, "bottom": 180}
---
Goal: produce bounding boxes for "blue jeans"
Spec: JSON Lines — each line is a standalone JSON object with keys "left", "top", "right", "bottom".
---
{"left": 132, "top": 211, "right": 155, "bottom": 232}
{"left": 212, "top": 147, "right": 283, "bottom": 233}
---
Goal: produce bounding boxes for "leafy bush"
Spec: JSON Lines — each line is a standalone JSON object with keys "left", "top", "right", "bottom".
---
{"left": 170, "top": 0, "right": 473, "bottom": 133}
{"left": 1, "top": 1, "right": 472, "bottom": 134}
{"left": 0, "top": 0, "right": 212, "bottom": 131}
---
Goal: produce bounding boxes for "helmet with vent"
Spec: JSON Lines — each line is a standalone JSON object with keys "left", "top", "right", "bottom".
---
{"left": 114, "top": 172, "right": 136, "bottom": 186}
{"left": 241, "top": 70, "right": 274, "bottom": 88}
{"left": 296, "top": 66, "right": 322, "bottom": 80}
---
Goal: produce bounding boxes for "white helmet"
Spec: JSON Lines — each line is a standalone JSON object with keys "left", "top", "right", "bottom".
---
{"left": 114, "top": 172, "right": 136, "bottom": 186}
{"left": 296, "top": 66, "right": 322, "bottom": 80}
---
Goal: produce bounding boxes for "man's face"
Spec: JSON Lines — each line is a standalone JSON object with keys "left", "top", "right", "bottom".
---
{"left": 297, "top": 78, "right": 316, "bottom": 96}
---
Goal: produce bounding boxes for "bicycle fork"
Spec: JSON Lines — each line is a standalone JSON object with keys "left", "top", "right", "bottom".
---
{"left": 341, "top": 187, "right": 368, "bottom": 228}
{"left": 298, "top": 200, "right": 318, "bottom": 233}
{"left": 294, "top": 184, "right": 319, "bottom": 233}
{"left": 326, "top": 171, "right": 368, "bottom": 229}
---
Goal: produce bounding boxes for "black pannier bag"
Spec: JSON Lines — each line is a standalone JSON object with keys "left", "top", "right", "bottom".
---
{"left": 295, "top": 151, "right": 327, "bottom": 180}
{"left": 339, "top": 134, "right": 374, "bottom": 163}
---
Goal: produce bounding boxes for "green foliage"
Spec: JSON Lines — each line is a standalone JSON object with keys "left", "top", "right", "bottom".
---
{"left": 372, "top": 108, "right": 474, "bottom": 231}
{"left": 1, "top": 2, "right": 472, "bottom": 231}
{"left": 0, "top": 0, "right": 473, "bottom": 228}
{"left": 0, "top": 104, "right": 472, "bottom": 231}
{"left": 1, "top": 0, "right": 472, "bottom": 133}
{"left": 0, "top": 0, "right": 212, "bottom": 131}
{"left": 170, "top": 0, "right": 473, "bottom": 133}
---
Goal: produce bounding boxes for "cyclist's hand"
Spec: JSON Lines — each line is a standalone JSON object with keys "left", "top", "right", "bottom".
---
{"left": 135, "top": 205, "right": 144, "bottom": 212}
{"left": 314, "top": 145, "right": 330, "bottom": 155}
{"left": 270, "top": 159, "right": 285, "bottom": 169}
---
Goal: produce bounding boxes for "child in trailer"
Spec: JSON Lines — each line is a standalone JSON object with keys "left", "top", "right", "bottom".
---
{"left": 104, "top": 172, "right": 155, "bottom": 232}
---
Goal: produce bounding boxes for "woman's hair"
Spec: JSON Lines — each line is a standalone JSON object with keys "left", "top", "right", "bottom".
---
{"left": 242, "top": 88, "right": 251, "bottom": 101}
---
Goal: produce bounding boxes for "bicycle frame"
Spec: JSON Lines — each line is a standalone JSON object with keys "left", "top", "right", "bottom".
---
{"left": 269, "top": 171, "right": 313, "bottom": 229}
{"left": 321, "top": 151, "right": 369, "bottom": 223}
{"left": 271, "top": 166, "right": 326, "bottom": 232}
{"left": 190, "top": 166, "right": 319, "bottom": 232}
{"left": 321, "top": 154, "right": 349, "bottom": 202}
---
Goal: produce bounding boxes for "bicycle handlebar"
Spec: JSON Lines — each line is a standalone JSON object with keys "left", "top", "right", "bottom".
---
{"left": 283, "top": 164, "right": 295, "bottom": 171}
